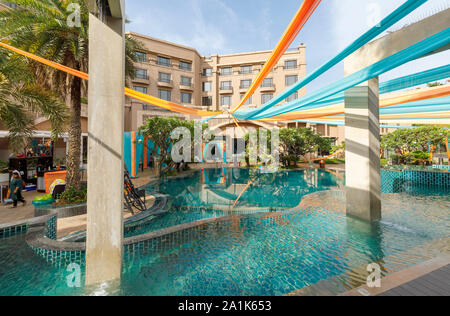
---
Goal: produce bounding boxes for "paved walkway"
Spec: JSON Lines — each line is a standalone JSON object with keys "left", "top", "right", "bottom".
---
{"left": 0, "top": 190, "right": 41, "bottom": 225}
{"left": 378, "top": 264, "right": 450, "bottom": 296}
{"left": 0, "top": 167, "right": 158, "bottom": 228}
{"left": 341, "top": 256, "right": 450, "bottom": 296}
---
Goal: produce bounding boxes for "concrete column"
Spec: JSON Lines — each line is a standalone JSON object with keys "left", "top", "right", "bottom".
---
{"left": 342, "top": 8, "right": 450, "bottom": 222}
{"left": 86, "top": 5, "right": 125, "bottom": 285}
{"left": 345, "top": 78, "right": 381, "bottom": 222}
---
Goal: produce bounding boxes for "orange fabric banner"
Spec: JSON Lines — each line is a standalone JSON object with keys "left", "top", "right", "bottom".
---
{"left": 230, "top": 0, "right": 321, "bottom": 113}
{"left": 0, "top": 41, "right": 221, "bottom": 117}
{"left": 260, "top": 85, "right": 450, "bottom": 121}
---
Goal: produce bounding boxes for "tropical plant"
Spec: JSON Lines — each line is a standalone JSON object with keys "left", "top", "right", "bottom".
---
{"left": 243, "top": 129, "right": 276, "bottom": 167}
{"left": 0, "top": 160, "right": 9, "bottom": 173}
{"left": 279, "top": 128, "right": 331, "bottom": 167}
{"left": 427, "top": 82, "right": 444, "bottom": 87}
{"left": 381, "top": 126, "right": 449, "bottom": 157}
{"left": 0, "top": 0, "right": 141, "bottom": 189}
{"left": 0, "top": 50, "right": 67, "bottom": 152}
{"left": 139, "top": 117, "right": 209, "bottom": 177}
{"left": 411, "top": 151, "right": 430, "bottom": 166}
{"left": 55, "top": 185, "right": 87, "bottom": 205}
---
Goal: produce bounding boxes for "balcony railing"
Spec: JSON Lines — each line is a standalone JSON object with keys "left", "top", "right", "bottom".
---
{"left": 260, "top": 82, "right": 274, "bottom": 88}
{"left": 134, "top": 75, "right": 149, "bottom": 80}
{"left": 220, "top": 85, "right": 233, "bottom": 90}
{"left": 179, "top": 65, "right": 192, "bottom": 71}
{"left": 158, "top": 78, "right": 172, "bottom": 84}
{"left": 157, "top": 61, "right": 171, "bottom": 67}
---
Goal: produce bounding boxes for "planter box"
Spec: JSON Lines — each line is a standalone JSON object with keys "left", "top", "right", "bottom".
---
{"left": 34, "top": 203, "right": 87, "bottom": 219}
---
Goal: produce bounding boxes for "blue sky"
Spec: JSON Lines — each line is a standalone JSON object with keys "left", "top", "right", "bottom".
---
{"left": 125, "top": 0, "right": 450, "bottom": 92}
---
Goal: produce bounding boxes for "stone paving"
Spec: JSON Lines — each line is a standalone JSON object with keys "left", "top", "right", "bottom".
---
{"left": 0, "top": 167, "right": 159, "bottom": 234}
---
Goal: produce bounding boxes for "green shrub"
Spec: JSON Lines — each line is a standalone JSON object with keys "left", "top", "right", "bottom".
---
{"left": 0, "top": 160, "right": 9, "bottom": 173}
{"left": 56, "top": 186, "right": 87, "bottom": 206}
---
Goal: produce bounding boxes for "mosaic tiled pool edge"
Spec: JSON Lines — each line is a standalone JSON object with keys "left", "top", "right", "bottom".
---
{"left": 286, "top": 235, "right": 450, "bottom": 296}
{"left": 381, "top": 169, "right": 450, "bottom": 193}
{"left": 1, "top": 168, "right": 448, "bottom": 295}
{"left": 13, "top": 169, "right": 450, "bottom": 268}
{"left": 26, "top": 211, "right": 288, "bottom": 268}
{"left": 0, "top": 213, "right": 57, "bottom": 240}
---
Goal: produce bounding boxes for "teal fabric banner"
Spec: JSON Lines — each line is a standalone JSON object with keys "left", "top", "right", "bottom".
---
{"left": 379, "top": 64, "right": 450, "bottom": 94}
{"left": 299, "top": 64, "right": 450, "bottom": 109}
{"left": 236, "top": 0, "right": 428, "bottom": 120}
{"left": 238, "top": 28, "right": 450, "bottom": 120}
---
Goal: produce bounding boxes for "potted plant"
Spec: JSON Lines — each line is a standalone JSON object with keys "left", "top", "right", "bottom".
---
{"left": 0, "top": 160, "right": 10, "bottom": 182}
{"left": 54, "top": 158, "right": 65, "bottom": 171}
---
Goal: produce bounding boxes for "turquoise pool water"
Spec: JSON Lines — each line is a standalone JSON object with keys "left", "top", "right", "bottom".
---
{"left": 129, "top": 168, "right": 344, "bottom": 236}
{"left": 0, "top": 169, "right": 448, "bottom": 296}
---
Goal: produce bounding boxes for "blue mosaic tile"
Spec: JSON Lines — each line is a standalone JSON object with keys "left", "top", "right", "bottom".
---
{"left": 0, "top": 224, "right": 28, "bottom": 239}
{"left": 381, "top": 169, "right": 450, "bottom": 193}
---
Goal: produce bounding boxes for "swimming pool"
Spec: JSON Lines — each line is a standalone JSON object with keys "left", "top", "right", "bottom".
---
{"left": 129, "top": 168, "right": 344, "bottom": 236}
{"left": 0, "top": 168, "right": 448, "bottom": 296}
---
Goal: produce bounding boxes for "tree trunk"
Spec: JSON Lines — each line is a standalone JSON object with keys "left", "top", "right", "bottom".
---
{"left": 65, "top": 71, "right": 82, "bottom": 189}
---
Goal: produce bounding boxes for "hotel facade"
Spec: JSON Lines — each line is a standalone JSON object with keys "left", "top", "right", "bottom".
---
{"left": 125, "top": 33, "right": 349, "bottom": 144}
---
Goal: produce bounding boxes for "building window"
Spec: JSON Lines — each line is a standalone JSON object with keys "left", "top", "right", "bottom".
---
{"left": 240, "top": 94, "right": 253, "bottom": 105}
{"left": 158, "top": 72, "right": 171, "bottom": 83}
{"left": 221, "top": 67, "right": 232, "bottom": 76}
{"left": 143, "top": 104, "right": 149, "bottom": 111}
{"left": 221, "top": 95, "right": 232, "bottom": 107}
{"left": 203, "top": 81, "right": 212, "bottom": 92}
{"left": 261, "top": 78, "right": 273, "bottom": 87}
{"left": 285, "top": 92, "right": 298, "bottom": 103}
{"left": 285, "top": 60, "right": 297, "bottom": 69}
{"left": 133, "top": 86, "right": 147, "bottom": 94}
{"left": 261, "top": 93, "right": 273, "bottom": 104}
{"left": 181, "top": 92, "right": 192, "bottom": 104}
{"left": 135, "top": 68, "right": 148, "bottom": 79}
{"left": 202, "top": 96, "right": 212, "bottom": 106}
{"left": 179, "top": 61, "right": 192, "bottom": 71}
{"left": 240, "top": 79, "right": 252, "bottom": 89}
{"left": 135, "top": 51, "right": 147, "bottom": 62}
{"left": 240, "top": 65, "right": 253, "bottom": 74}
{"left": 181, "top": 76, "right": 192, "bottom": 86}
{"left": 220, "top": 81, "right": 232, "bottom": 90}
{"left": 285, "top": 75, "right": 298, "bottom": 86}
{"left": 158, "top": 89, "right": 171, "bottom": 101}
{"left": 202, "top": 68, "right": 212, "bottom": 77}
{"left": 157, "top": 56, "right": 171, "bottom": 67}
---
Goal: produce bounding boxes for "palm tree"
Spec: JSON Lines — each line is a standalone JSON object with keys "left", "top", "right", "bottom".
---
{"left": 0, "top": 49, "right": 67, "bottom": 152}
{"left": 0, "top": 0, "right": 139, "bottom": 189}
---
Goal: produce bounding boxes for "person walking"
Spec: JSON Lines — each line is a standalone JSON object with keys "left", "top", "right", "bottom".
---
{"left": 9, "top": 170, "right": 26, "bottom": 208}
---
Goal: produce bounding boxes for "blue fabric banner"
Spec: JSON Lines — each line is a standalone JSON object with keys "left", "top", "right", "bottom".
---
{"left": 236, "top": 0, "right": 428, "bottom": 120}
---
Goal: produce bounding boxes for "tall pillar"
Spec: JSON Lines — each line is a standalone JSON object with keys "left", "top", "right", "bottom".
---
{"left": 86, "top": 0, "right": 125, "bottom": 286}
{"left": 345, "top": 78, "right": 381, "bottom": 222}
{"left": 342, "top": 8, "right": 450, "bottom": 222}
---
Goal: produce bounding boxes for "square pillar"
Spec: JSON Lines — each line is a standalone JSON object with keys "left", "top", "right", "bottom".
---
{"left": 345, "top": 78, "right": 381, "bottom": 222}
{"left": 86, "top": 2, "right": 125, "bottom": 286}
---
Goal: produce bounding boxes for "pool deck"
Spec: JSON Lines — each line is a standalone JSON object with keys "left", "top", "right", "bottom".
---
{"left": 340, "top": 256, "right": 450, "bottom": 296}
{"left": 0, "top": 168, "right": 159, "bottom": 232}
{"left": 0, "top": 190, "right": 41, "bottom": 225}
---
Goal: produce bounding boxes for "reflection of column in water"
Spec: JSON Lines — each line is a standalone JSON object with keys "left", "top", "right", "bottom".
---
{"left": 343, "top": 217, "right": 386, "bottom": 287}
{"left": 230, "top": 215, "right": 242, "bottom": 239}
{"left": 314, "top": 169, "right": 318, "bottom": 188}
